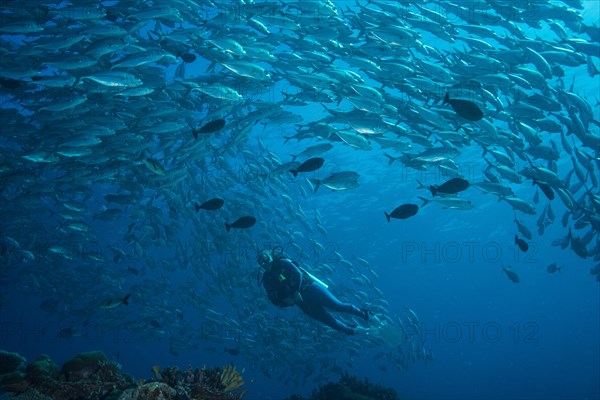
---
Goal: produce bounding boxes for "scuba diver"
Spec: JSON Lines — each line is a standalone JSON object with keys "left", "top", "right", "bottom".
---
{"left": 257, "top": 247, "right": 370, "bottom": 335}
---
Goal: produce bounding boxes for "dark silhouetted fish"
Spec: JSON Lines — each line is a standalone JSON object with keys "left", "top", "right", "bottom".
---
{"left": 384, "top": 204, "right": 419, "bottom": 222}
{"left": 443, "top": 92, "right": 484, "bottom": 121}
{"left": 225, "top": 216, "right": 256, "bottom": 232}
{"left": 195, "top": 198, "right": 224, "bottom": 211}
{"left": 289, "top": 157, "right": 324, "bottom": 177}
{"left": 99, "top": 294, "right": 131, "bottom": 309}
{"left": 0, "top": 77, "right": 21, "bottom": 89}
{"left": 546, "top": 263, "right": 562, "bottom": 274}
{"left": 180, "top": 53, "right": 196, "bottom": 63}
{"left": 503, "top": 266, "right": 520, "bottom": 283}
{"left": 150, "top": 320, "right": 161, "bottom": 328}
{"left": 418, "top": 177, "right": 469, "bottom": 196}
{"left": 514, "top": 216, "right": 533, "bottom": 240}
{"left": 533, "top": 180, "right": 555, "bottom": 200}
{"left": 193, "top": 119, "right": 226, "bottom": 139}
{"left": 58, "top": 327, "right": 80, "bottom": 339}
{"left": 567, "top": 228, "right": 588, "bottom": 259}
{"left": 515, "top": 235, "right": 529, "bottom": 252}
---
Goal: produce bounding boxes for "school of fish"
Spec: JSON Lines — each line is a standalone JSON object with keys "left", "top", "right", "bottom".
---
{"left": 1, "top": 0, "right": 599, "bottom": 388}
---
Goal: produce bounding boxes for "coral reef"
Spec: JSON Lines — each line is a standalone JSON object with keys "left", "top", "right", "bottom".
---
{"left": 146, "top": 364, "right": 246, "bottom": 400}
{"left": 0, "top": 351, "right": 28, "bottom": 393}
{"left": 0, "top": 351, "right": 26, "bottom": 375}
{"left": 60, "top": 351, "right": 108, "bottom": 381}
{"left": 25, "top": 355, "right": 59, "bottom": 382}
{"left": 0, "top": 349, "right": 246, "bottom": 400}
{"left": 286, "top": 372, "right": 400, "bottom": 400}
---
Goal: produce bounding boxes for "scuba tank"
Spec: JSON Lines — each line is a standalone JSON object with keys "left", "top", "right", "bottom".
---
{"left": 300, "top": 268, "right": 329, "bottom": 289}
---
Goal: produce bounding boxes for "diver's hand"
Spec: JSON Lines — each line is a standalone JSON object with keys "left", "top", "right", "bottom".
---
{"left": 280, "top": 291, "right": 303, "bottom": 306}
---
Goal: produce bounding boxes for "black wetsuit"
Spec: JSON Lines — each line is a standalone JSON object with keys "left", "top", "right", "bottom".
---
{"left": 262, "top": 258, "right": 367, "bottom": 334}
{"left": 262, "top": 258, "right": 303, "bottom": 307}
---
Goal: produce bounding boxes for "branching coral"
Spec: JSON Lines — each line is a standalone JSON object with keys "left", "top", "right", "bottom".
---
{"left": 220, "top": 365, "right": 245, "bottom": 392}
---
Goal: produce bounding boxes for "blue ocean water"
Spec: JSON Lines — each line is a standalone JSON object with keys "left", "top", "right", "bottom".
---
{"left": 1, "top": 0, "right": 599, "bottom": 399}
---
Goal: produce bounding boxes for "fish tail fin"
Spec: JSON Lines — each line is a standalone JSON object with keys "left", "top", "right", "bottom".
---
{"left": 384, "top": 212, "right": 391, "bottom": 222}
{"left": 290, "top": 154, "right": 297, "bottom": 161}
{"left": 290, "top": 170, "right": 298, "bottom": 177}
{"left": 194, "top": 202, "right": 200, "bottom": 213}
{"left": 383, "top": 152, "right": 396, "bottom": 165}
{"left": 416, "top": 179, "right": 425, "bottom": 189}
{"left": 417, "top": 196, "right": 429, "bottom": 207}
{"left": 206, "top": 61, "right": 216, "bottom": 73}
{"left": 283, "top": 136, "right": 292, "bottom": 144}
{"left": 430, "top": 186, "right": 437, "bottom": 196}
{"left": 443, "top": 91, "right": 450, "bottom": 104}
{"left": 587, "top": 55, "right": 599, "bottom": 77}
{"left": 225, "top": 223, "right": 231, "bottom": 232}
{"left": 308, "top": 179, "right": 320, "bottom": 193}
{"left": 122, "top": 294, "right": 131, "bottom": 306}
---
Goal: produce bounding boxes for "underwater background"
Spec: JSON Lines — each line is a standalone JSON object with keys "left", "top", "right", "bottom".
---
{"left": 1, "top": 0, "right": 599, "bottom": 399}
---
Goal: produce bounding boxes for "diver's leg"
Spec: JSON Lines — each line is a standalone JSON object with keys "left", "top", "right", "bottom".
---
{"left": 306, "top": 282, "right": 367, "bottom": 320}
{"left": 297, "top": 299, "right": 355, "bottom": 335}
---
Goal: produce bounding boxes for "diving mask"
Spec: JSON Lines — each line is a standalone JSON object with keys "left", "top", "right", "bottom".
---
{"left": 257, "top": 250, "right": 273, "bottom": 266}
